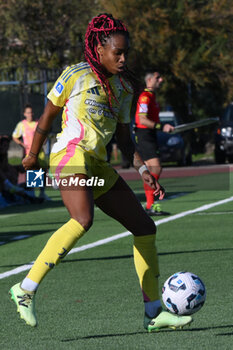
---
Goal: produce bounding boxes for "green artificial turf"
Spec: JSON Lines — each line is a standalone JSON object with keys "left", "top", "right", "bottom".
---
{"left": 0, "top": 173, "right": 232, "bottom": 350}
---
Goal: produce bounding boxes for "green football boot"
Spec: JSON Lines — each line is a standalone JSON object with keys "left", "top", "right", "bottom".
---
{"left": 144, "top": 310, "right": 193, "bottom": 332}
{"left": 145, "top": 203, "right": 170, "bottom": 216}
{"left": 9, "top": 282, "right": 37, "bottom": 327}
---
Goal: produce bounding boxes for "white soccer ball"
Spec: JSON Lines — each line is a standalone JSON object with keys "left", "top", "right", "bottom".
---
{"left": 162, "top": 271, "right": 206, "bottom": 315}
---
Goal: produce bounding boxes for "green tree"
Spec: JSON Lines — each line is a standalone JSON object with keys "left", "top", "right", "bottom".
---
{"left": 1, "top": 0, "right": 233, "bottom": 121}
{"left": 1, "top": 0, "right": 101, "bottom": 68}
{"left": 100, "top": 0, "right": 233, "bottom": 119}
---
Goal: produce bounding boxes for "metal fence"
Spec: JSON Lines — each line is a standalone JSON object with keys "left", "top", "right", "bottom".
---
{"left": 0, "top": 64, "right": 62, "bottom": 135}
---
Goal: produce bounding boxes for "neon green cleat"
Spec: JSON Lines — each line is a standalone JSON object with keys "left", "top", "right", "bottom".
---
{"left": 145, "top": 203, "right": 170, "bottom": 216}
{"left": 9, "top": 283, "right": 37, "bottom": 327}
{"left": 144, "top": 311, "right": 193, "bottom": 332}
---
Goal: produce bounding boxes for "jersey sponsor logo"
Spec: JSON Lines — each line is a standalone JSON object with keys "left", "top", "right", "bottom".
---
{"left": 54, "top": 82, "right": 64, "bottom": 96}
{"left": 85, "top": 99, "right": 114, "bottom": 119}
{"left": 87, "top": 107, "right": 113, "bottom": 119}
{"left": 139, "top": 103, "right": 148, "bottom": 113}
{"left": 84, "top": 98, "right": 108, "bottom": 109}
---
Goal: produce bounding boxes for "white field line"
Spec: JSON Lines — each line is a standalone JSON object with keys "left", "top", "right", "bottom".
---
{"left": 1, "top": 195, "right": 233, "bottom": 280}
{"left": 0, "top": 214, "right": 18, "bottom": 219}
{"left": 195, "top": 211, "right": 233, "bottom": 215}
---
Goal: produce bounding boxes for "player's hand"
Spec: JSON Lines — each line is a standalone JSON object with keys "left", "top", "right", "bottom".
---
{"left": 141, "top": 170, "right": 165, "bottom": 200}
{"left": 141, "top": 170, "right": 156, "bottom": 188}
{"left": 153, "top": 181, "right": 165, "bottom": 200}
{"left": 22, "top": 155, "right": 38, "bottom": 171}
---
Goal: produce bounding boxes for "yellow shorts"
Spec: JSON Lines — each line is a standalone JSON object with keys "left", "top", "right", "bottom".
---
{"left": 49, "top": 146, "right": 119, "bottom": 200}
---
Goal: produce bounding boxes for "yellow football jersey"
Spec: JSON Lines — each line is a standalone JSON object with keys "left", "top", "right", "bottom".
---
{"left": 48, "top": 61, "right": 133, "bottom": 161}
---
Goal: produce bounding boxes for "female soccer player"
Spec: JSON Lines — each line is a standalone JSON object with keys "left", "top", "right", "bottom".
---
{"left": 9, "top": 13, "right": 192, "bottom": 332}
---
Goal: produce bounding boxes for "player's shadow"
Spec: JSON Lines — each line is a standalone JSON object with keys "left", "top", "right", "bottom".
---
{"left": 135, "top": 191, "right": 192, "bottom": 202}
{"left": 159, "top": 247, "right": 233, "bottom": 256}
{"left": 60, "top": 324, "right": 233, "bottom": 342}
{"left": 62, "top": 246, "right": 233, "bottom": 265}
{"left": 2, "top": 247, "right": 233, "bottom": 269}
{"left": 62, "top": 254, "right": 133, "bottom": 264}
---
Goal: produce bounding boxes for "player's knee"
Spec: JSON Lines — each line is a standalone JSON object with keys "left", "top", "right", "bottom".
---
{"left": 144, "top": 217, "right": 157, "bottom": 235}
{"left": 133, "top": 216, "right": 157, "bottom": 236}
{"left": 72, "top": 214, "right": 93, "bottom": 231}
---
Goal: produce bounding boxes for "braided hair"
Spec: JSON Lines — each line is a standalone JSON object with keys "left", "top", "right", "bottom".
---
{"left": 85, "top": 13, "right": 135, "bottom": 111}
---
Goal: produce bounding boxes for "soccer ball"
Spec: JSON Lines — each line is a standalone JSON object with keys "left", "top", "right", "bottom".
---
{"left": 162, "top": 271, "right": 206, "bottom": 315}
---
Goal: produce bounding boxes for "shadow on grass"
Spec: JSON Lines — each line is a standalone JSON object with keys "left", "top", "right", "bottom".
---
{"left": 62, "top": 247, "right": 233, "bottom": 264}
{"left": 0, "top": 200, "right": 65, "bottom": 245}
{"left": 135, "top": 191, "right": 192, "bottom": 203}
{"left": 2, "top": 247, "right": 233, "bottom": 269}
{"left": 0, "top": 228, "right": 57, "bottom": 246}
{"left": 60, "top": 324, "right": 233, "bottom": 342}
{"left": 0, "top": 198, "right": 64, "bottom": 215}
{"left": 1, "top": 220, "right": 68, "bottom": 228}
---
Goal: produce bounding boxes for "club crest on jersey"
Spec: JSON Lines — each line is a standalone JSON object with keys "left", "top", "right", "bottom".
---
{"left": 54, "top": 82, "right": 64, "bottom": 96}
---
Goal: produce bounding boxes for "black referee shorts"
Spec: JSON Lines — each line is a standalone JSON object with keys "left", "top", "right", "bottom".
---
{"left": 135, "top": 128, "right": 160, "bottom": 161}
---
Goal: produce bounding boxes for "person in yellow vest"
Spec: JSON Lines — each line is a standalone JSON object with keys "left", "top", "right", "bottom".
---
{"left": 12, "top": 104, "right": 50, "bottom": 201}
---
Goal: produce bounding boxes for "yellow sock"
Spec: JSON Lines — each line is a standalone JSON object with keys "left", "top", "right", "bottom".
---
{"left": 27, "top": 219, "right": 86, "bottom": 284}
{"left": 133, "top": 234, "right": 159, "bottom": 302}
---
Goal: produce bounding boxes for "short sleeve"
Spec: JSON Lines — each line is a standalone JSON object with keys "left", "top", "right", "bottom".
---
{"left": 47, "top": 66, "right": 74, "bottom": 107}
{"left": 12, "top": 121, "right": 23, "bottom": 138}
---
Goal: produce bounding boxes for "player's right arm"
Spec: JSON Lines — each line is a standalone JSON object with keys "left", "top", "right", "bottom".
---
{"left": 22, "top": 101, "right": 61, "bottom": 170}
{"left": 23, "top": 65, "right": 76, "bottom": 170}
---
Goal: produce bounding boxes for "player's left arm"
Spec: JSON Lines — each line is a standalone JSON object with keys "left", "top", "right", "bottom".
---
{"left": 115, "top": 123, "right": 165, "bottom": 199}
